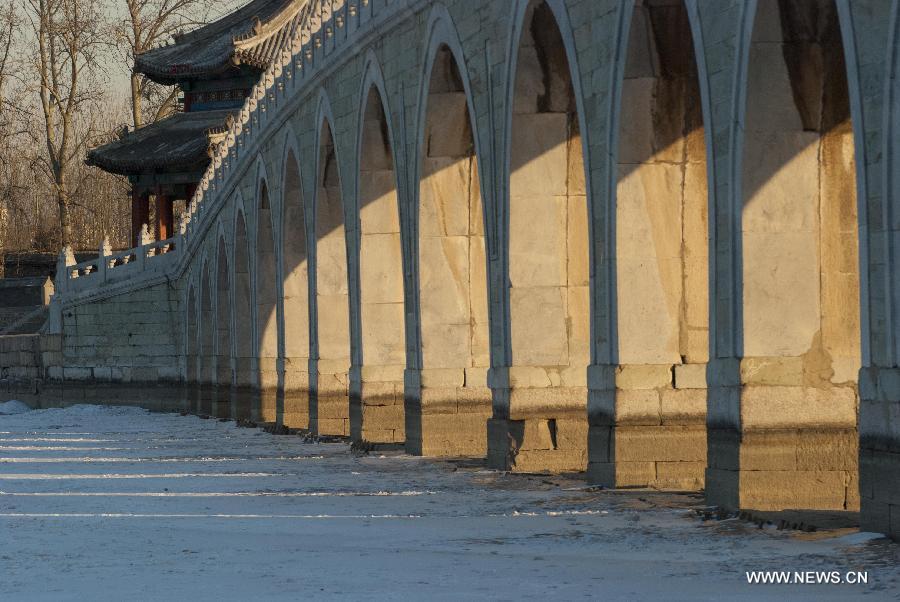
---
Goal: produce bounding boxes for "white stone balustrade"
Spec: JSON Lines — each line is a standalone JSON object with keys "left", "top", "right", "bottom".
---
{"left": 55, "top": 231, "right": 182, "bottom": 294}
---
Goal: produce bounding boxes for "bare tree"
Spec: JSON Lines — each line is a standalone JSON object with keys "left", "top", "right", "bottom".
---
{"left": 24, "top": 0, "right": 108, "bottom": 246}
{"left": 0, "top": 4, "right": 15, "bottom": 115}
{"left": 0, "top": 5, "right": 23, "bottom": 254}
{"left": 115, "top": 0, "right": 216, "bottom": 129}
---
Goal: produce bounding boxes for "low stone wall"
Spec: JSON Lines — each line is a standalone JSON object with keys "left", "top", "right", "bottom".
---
{"left": 0, "top": 334, "right": 46, "bottom": 404}
{"left": 54, "top": 282, "right": 181, "bottom": 383}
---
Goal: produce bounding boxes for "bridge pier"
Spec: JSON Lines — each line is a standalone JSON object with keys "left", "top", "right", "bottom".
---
{"left": 311, "top": 359, "right": 349, "bottom": 436}
{"left": 282, "top": 358, "right": 309, "bottom": 429}
{"left": 256, "top": 358, "right": 278, "bottom": 424}
{"left": 350, "top": 365, "right": 404, "bottom": 445}
{"left": 587, "top": 364, "right": 707, "bottom": 491}
{"left": 705, "top": 360, "right": 858, "bottom": 511}
{"left": 211, "top": 356, "right": 231, "bottom": 419}
{"left": 859, "top": 368, "right": 900, "bottom": 539}
{"left": 198, "top": 365, "right": 215, "bottom": 417}
{"left": 486, "top": 368, "right": 588, "bottom": 473}
{"left": 230, "top": 384, "right": 255, "bottom": 423}
{"left": 403, "top": 369, "right": 490, "bottom": 457}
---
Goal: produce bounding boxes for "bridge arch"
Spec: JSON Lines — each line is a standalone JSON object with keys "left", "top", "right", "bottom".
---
{"left": 352, "top": 53, "right": 406, "bottom": 444}
{"left": 589, "top": 0, "right": 711, "bottom": 489}
{"left": 704, "top": 0, "right": 864, "bottom": 511}
{"left": 185, "top": 282, "right": 198, "bottom": 384}
{"left": 198, "top": 256, "right": 215, "bottom": 415}
{"left": 312, "top": 93, "right": 350, "bottom": 436}
{"left": 280, "top": 127, "right": 311, "bottom": 428}
{"left": 496, "top": 0, "right": 591, "bottom": 472}
{"left": 232, "top": 201, "right": 254, "bottom": 419}
{"left": 254, "top": 162, "right": 278, "bottom": 422}
{"left": 412, "top": 16, "right": 492, "bottom": 456}
{"left": 213, "top": 231, "right": 232, "bottom": 418}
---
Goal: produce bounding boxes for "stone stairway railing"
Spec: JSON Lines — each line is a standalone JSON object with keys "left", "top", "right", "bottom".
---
{"left": 54, "top": 0, "right": 394, "bottom": 303}
{"left": 55, "top": 226, "right": 180, "bottom": 295}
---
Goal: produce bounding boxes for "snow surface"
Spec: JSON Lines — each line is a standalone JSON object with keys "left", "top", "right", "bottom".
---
{"left": 0, "top": 404, "right": 897, "bottom": 601}
{"left": 0, "top": 400, "right": 33, "bottom": 415}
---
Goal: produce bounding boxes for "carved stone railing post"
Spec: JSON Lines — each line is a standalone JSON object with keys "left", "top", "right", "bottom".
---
{"left": 98, "top": 237, "right": 112, "bottom": 282}
{"left": 54, "top": 247, "right": 70, "bottom": 294}
{"left": 137, "top": 224, "right": 152, "bottom": 270}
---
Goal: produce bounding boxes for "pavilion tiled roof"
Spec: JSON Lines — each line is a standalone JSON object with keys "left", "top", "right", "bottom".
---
{"left": 86, "top": 109, "right": 238, "bottom": 176}
{"left": 135, "top": 0, "right": 309, "bottom": 84}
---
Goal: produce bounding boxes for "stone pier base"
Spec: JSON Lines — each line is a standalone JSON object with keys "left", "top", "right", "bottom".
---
{"left": 312, "top": 392, "right": 349, "bottom": 436}
{"left": 198, "top": 383, "right": 215, "bottom": 416}
{"left": 706, "top": 427, "right": 859, "bottom": 511}
{"left": 585, "top": 364, "right": 707, "bottom": 490}
{"left": 211, "top": 384, "right": 231, "bottom": 419}
{"left": 282, "top": 389, "right": 309, "bottom": 429}
{"left": 405, "top": 385, "right": 491, "bottom": 457}
{"left": 186, "top": 382, "right": 200, "bottom": 413}
{"left": 487, "top": 415, "right": 588, "bottom": 473}
{"left": 350, "top": 366, "right": 405, "bottom": 444}
{"left": 588, "top": 424, "right": 706, "bottom": 490}
{"left": 860, "top": 446, "right": 900, "bottom": 539}
{"left": 859, "top": 367, "right": 900, "bottom": 540}
{"left": 230, "top": 386, "right": 256, "bottom": 421}
{"left": 257, "top": 388, "right": 278, "bottom": 424}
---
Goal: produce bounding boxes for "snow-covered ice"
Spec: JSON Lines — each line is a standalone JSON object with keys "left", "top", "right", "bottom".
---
{"left": 0, "top": 400, "right": 33, "bottom": 415}
{"left": 0, "top": 404, "right": 897, "bottom": 600}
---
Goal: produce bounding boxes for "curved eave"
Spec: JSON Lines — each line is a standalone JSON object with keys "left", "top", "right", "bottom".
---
{"left": 134, "top": 0, "right": 304, "bottom": 85}
{"left": 86, "top": 151, "right": 211, "bottom": 177}
{"left": 135, "top": 56, "right": 246, "bottom": 86}
{"left": 85, "top": 110, "right": 236, "bottom": 177}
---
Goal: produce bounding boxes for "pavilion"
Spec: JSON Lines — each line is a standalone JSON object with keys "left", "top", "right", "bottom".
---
{"left": 87, "top": 0, "right": 306, "bottom": 246}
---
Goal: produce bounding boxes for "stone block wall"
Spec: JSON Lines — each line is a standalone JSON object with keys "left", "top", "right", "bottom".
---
{"left": 55, "top": 282, "right": 181, "bottom": 384}
{"left": 0, "top": 334, "right": 43, "bottom": 403}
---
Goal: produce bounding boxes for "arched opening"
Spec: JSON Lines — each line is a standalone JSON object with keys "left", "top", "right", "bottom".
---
{"left": 313, "top": 120, "right": 350, "bottom": 436}
{"left": 416, "top": 44, "right": 490, "bottom": 456}
{"left": 503, "top": 0, "right": 589, "bottom": 472}
{"left": 256, "top": 183, "right": 278, "bottom": 423}
{"left": 715, "top": 0, "right": 861, "bottom": 510}
{"left": 199, "top": 261, "right": 214, "bottom": 416}
{"left": 355, "top": 85, "right": 405, "bottom": 444}
{"left": 185, "top": 284, "right": 198, "bottom": 413}
{"left": 594, "top": 0, "right": 709, "bottom": 489}
{"left": 233, "top": 210, "right": 253, "bottom": 420}
{"left": 215, "top": 237, "right": 232, "bottom": 419}
{"left": 282, "top": 150, "right": 310, "bottom": 429}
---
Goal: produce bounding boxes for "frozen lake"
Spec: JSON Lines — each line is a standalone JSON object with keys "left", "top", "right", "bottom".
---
{"left": 0, "top": 402, "right": 897, "bottom": 600}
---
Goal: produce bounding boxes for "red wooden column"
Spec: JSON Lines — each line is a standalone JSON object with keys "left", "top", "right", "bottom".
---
{"left": 155, "top": 193, "right": 174, "bottom": 240}
{"left": 131, "top": 189, "right": 150, "bottom": 247}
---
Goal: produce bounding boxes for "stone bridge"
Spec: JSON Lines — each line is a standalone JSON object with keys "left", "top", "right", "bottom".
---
{"left": 19, "top": 0, "right": 900, "bottom": 539}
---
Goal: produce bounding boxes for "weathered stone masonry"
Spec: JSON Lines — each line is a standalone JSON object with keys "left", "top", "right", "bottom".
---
{"left": 13, "top": 0, "right": 900, "bottom": 540}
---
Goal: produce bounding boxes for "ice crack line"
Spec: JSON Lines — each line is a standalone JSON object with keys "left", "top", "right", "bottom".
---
{"left": 0, "top": 472, "right": 281, "bottom": 479}
{"left": 0, "top": 455, "right": 325, "bottom": 463}
{"left": 0, "top": 490, "right": 436, "bottom": 497}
